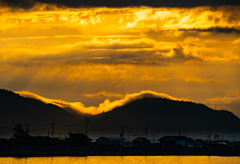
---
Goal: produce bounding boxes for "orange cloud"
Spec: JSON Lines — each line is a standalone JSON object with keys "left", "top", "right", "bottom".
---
{"left": 84, "top": 90, "right": 125, "bottom": 98}
{"left": 1, "top": 5, "right": 239, "bottom": 66}
{"left": 207, "top": 90, "right": 240, "bottom": 116}
{"left": 226, "top": 90, "right": 240, "bottom": 97}
{"left": 209, "top": 90, "right": 240, "bottom": 104}
{"left": 0, "top": 4, "right": 239, "bottom": 119}
{"left": 16, "top": 90, "right": 191, "bottom": 115}
{"left": 210, "top": 96, "right": 240, "bottom": 104}
{"left": 178, "top": 72, "right": 225, "bottom": 83}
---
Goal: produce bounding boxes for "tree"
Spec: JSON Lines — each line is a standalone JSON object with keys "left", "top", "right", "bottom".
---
{"left": 13, "top": 124, "right": 30, "bottom": 138}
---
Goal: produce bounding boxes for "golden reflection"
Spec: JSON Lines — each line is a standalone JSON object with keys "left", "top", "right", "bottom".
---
{"left": 1, "top": 156, "right": 240, "bottom": 164}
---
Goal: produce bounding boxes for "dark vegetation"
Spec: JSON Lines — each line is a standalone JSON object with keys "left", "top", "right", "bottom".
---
{"left": 0, "top": 124, "right": 240, "bottom": 156}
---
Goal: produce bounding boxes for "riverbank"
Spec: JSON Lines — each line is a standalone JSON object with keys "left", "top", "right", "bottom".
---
{"left": 1, "top": 145, "right": 240, "bottom": 157}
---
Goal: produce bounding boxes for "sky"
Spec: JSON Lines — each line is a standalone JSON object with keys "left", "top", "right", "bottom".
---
{"left": 0, "top": 0, "right": 240, "bottom": 117}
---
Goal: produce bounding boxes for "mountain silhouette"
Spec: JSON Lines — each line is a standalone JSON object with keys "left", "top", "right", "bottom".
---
{"left": 0, "top": 89, "right": 76, "bottom": 124}
{"left": 1, "top": 88, "right": 240, "bottom": 138}
{"left": 89, "top": 97, "right": 240, "bottom": 134}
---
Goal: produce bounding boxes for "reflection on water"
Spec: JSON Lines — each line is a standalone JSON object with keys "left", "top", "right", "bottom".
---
{"left": 1, "top": 156, "right": 240, "bottom": 164}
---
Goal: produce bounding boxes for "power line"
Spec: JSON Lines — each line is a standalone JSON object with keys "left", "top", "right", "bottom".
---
{"left": 208, "top": 128, "right": 212, "bottom": 141}
{"left": 56, "top": 123, "right": 84, "bottom": 126}
{"left": 25, "top": 123, "right": 30, "bottom": 135}
{"left": 120, "top": 126, "right": 124, "bottom": 146}
{"left": 50, "top": 122, "right": 55, "bottom": 138}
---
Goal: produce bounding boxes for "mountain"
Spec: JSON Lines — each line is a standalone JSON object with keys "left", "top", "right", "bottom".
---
{"left": 88, "top": 97, "right": 240, "bottom": 135}
{"left": 1, "top": 88, "right": 240, "bottom": 138}
{"left": 0, "top": 89, "right": 76, "bottom": 124}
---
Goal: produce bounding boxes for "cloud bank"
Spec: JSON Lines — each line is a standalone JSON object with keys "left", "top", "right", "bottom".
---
{"left": 0, "top": 5, "right": 239, "bottom": 118}
{"left": 16, "top": 90, "right": 190, "bottom": 115}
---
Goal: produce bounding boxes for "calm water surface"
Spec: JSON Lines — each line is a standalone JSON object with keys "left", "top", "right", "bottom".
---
{"left": 1, "top": 156, "right": 240, "bottom": 164}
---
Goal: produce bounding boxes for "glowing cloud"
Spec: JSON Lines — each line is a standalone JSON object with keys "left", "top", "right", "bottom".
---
{"left": 0, "top": 4, "right": 239, "bottom": 118}
{"left": 84, "top": 90, "right": 125, "bottom": 98}
{"left": 16, "top": 90, "right": 190, "bottom": 115}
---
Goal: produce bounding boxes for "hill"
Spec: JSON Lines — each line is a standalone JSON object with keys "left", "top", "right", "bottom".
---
{"left": 0, "top": 89, "right": 76, "bottom": 124}
{"left": 1, "top": 89, "right": 240, "bottom": 138}
{"left": 88, "top": 97, "right": 240, "bottom": 135}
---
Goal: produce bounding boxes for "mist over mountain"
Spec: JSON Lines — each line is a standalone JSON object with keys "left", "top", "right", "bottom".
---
{"left": 1, "top": 88, "right": 240, "bottom": 138}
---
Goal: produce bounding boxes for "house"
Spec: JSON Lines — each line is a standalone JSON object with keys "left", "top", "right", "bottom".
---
{"left": 95, "top": 137, "right": 126, "bottom": 146}
{"left": 174, "top": 136, "right": 194, "bottom": 147}
{"left": 157, "top": 136, "right": 178, "bottom": 147}
{"left": 68, "top": 133, "right": 92, "bottom": 146}
{"left": 132, "top": 137, "right": 150, "bottom": 147}
{"left": 193, "top": 139, "right": 205, "bottom": 147}
{"left": 158, "top": 136, "right": 194, "bottom": 147}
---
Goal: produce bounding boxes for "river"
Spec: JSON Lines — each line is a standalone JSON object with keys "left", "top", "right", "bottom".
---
{"left": 1, "top": 156, "right": 240, "bottom": 164}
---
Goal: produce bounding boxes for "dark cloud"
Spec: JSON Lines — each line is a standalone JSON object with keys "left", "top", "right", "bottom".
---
{"left": 1, "top": 0, "right": 240, "bottom": 9}
{"left": 17, "top": 44, "right": 201, "bottom": 66}
{"left": 0, "top": 0, "right": 36, "bottom": 9}
{"left": 179, "top": 27, "right": 240, "bottom": 34}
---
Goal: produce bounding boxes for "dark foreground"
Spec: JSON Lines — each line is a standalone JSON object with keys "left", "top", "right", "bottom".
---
{"left": 1, "top": 145, "right": 240, "bottom": 157}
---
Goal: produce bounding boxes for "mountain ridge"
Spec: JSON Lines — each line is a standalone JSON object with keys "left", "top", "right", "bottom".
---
{"left": 0, "top": 88, "right": 240, "bottom": 138}
{"left": 91, "top": 97, "right": 240, "bottom": 132}
{"left": 0, "top": 89, "right": 76, "bottom": 124}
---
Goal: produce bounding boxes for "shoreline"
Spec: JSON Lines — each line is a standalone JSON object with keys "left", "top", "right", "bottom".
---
{"left": 1, "top": 154, "right": 240, "bottom": 158}
{"left": 1, "top": 146, "right": 240, "bottom": 157}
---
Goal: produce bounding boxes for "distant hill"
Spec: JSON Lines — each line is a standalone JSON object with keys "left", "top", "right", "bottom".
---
{"left": 0, "top": 89, "right": 76, "bottom": 124}
{"left": 1, "top": 88, "right": 240, "bottom": 138}
{"left": 89, "top": 97, "right": 240, "bottom": 135}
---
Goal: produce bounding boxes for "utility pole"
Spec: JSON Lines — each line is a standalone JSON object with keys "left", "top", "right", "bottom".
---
{"left": 25, "top": 123, "right": 30, "bottom": 135}
{"left": 120, "top": 126, "right": 124, "bottom": 146}
{"left": 50, "top": 122, "right": 55, "bottom": 138}
{"left": 208, "top": 128, "right": 212, "bottom": 141}
{"left": 85, "top": 118, "right": 90, "bottom": 137}
{"left": 152, "top": 135, "right": 155, "bottom": 144}
{"left": 145, "top": 127, "right": 149, "bottom": 139}
{"left": 178, "top": 128, "right": 181, "bottom": 136}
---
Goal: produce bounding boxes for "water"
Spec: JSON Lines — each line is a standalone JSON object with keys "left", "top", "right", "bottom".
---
{"left": 1, "top": 156, "right": 240, "bottom": 164}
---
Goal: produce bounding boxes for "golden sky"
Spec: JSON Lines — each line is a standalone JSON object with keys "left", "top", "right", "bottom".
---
{"left": 0, "top": 4, "right": 240, "bottom": 116}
